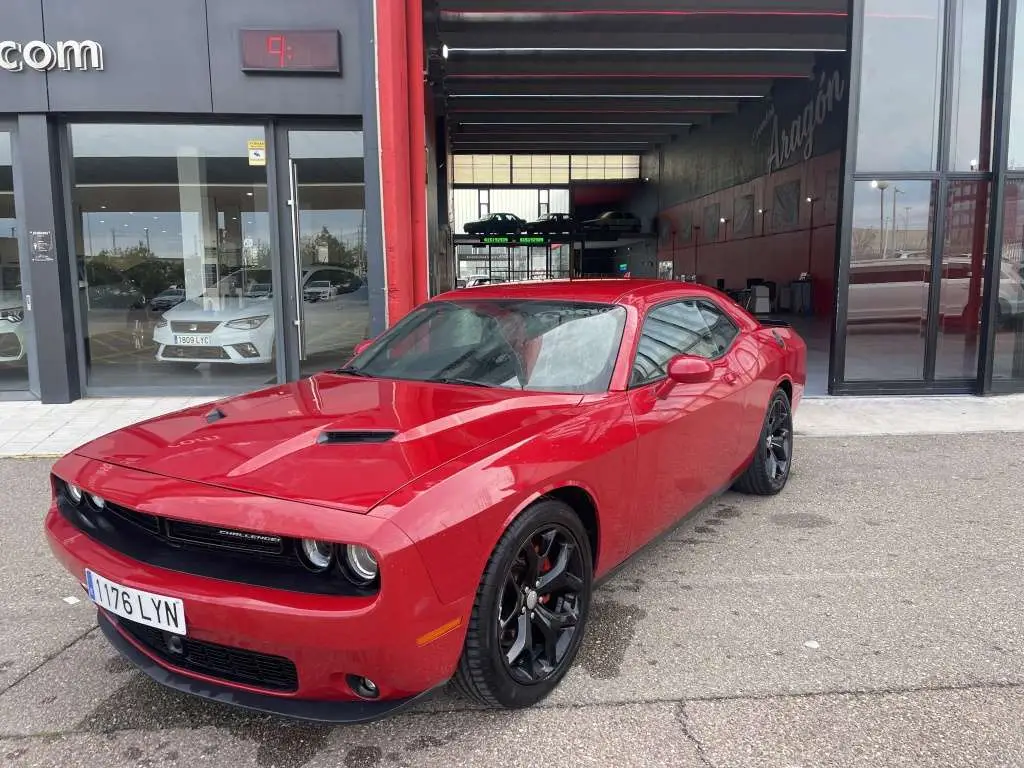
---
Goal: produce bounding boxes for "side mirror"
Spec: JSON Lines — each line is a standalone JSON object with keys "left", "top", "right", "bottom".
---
{"left": 352, "top": 338, "right": 373, "bottom": 356}
{"left": 667, "top": 355, "right": 714, "bottom": 384}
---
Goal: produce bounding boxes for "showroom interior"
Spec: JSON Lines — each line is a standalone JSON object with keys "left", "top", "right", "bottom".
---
{"left": 421, "top": 0, "right": 1024, "bottom": 397}
{"left": 2, "top": 0, "right": 1024, "bottom": 403}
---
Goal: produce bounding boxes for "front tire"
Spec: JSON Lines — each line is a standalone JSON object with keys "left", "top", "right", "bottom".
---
{"left": 453, "top": 499, "right": 593, "bottom": 709}
{"left": 732, "top": 387, "right": 794, "bottom": 496}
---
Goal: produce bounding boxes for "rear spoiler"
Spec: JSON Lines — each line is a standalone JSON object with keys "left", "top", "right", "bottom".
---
{"left": 758, "top": 318, "right": 792, "bottom": 328}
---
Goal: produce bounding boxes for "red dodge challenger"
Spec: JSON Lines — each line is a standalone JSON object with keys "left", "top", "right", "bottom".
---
{"left": 45, "top": 279, "right": 805, "bottom": 723}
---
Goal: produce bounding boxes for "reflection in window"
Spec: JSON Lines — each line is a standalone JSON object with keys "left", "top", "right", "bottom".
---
{"left": 70, "top": 124, "right": 275, "bottom": 390}
{"left": 289, "top": 130, "right": 371, "bottom": 378}
{"left": 0, "top": 132, "right": 28, "bottom": 391}
{"left": 844, "top": 180, "right": 937, "bottom": 380}
{"left": 993, "top": 181, "right": 1024, "bottom": 381}
{"left": 948, "top": 0, "right": 990, "bottom": 171}
{"left": 856, "top": 0, "right": 943, "bottom": 171}
{"left": 935, "top": 181, "right": 990, "bottom": 378}
{"left": 1009, "top": 0, "right": 1024, "bottom": 169}
{"left": 632, "top": 300, "right": 720, "bottom": 385}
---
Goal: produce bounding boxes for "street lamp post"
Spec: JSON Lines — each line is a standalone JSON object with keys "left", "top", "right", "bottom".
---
{"left": 871, "top": 180, "right": 889, "bottom": 257}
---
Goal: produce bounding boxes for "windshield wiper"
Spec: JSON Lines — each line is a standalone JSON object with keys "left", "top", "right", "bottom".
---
{"left": 328, "top": 366, "right": 374, "bottom": 378}
{"left": 430, "top": 377, "right": 496, "bottom": 388}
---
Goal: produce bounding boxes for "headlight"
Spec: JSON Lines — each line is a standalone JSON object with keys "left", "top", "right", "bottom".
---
{"left": 344, "top": 545, "right": 378, "bottom": 584}
{"left": 0, "top": 307, "right": 24, "bottom": 323}
{"left": 66, "top": 483, "right": 84, "bottom": 504}
{"left": 89, "top": 494, "right": 106, "bottom": 509}
{"left": 299, "top": 539, "right": 334, "bottom": 572}
{"left": 225, "top": 315, "right": 269, "bottom": 330}
{"left": 155, "top": 318, "right": 168, "bottom": 328}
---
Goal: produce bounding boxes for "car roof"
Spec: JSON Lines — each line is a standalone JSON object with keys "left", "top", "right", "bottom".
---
{"left": 433, "top": 278, "right": 740, "bottom": 313}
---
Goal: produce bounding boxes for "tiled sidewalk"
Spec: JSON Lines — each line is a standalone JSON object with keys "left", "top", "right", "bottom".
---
{"left": 0, "top": 392, "right": 1022, "bottom": 458}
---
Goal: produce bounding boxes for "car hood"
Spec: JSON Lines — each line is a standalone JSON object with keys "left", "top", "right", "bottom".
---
{"left": 162, "top": 297, "right": 273, "bottom": 322}
{"left": 73, "top": 375, "right": 583, "bottom": 513}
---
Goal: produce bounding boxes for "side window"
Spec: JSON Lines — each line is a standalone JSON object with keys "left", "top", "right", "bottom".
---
{"left": 695, "top": 300, "right": 740, "bottom": 355}
{"left": 631, "top": 300, "right": 718, "bottom": 386}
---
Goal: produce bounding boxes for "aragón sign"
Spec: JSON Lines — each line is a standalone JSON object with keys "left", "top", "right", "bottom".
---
{"left": 753, "top": 69, "right": 845, "bottom": 176}
{"left": 0, "top": 40, "right": 103, "bottom": 72}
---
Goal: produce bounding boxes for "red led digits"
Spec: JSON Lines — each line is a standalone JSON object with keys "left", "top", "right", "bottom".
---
{"left": 265, "top": 34, "right": 289, "bottom": 68}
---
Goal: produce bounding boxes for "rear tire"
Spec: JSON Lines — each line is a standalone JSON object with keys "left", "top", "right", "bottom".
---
{"left": 732, "top": 387, "right": 793, "bottom": 496}
{"left": 453, "top": 499, "right": 593, "bottom": 709}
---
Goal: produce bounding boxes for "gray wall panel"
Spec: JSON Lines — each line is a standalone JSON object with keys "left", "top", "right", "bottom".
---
{"left": 42, "top": 0, "right": 213, "bottom": 113}
{"left": 207, "top": 0, "right": 364, "bottom": 116}
{"left": 0, "top": 0, "right": 49, "bottom": 112}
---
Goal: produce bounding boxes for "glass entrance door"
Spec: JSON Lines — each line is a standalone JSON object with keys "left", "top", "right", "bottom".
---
{"left": 0, "top": 127, "right": 29, "bottom": 391}
{"left": 284, "top": 130, "right": 369, "bottom": 378}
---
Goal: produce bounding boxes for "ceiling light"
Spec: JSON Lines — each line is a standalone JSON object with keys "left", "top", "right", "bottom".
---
{"left": 460, "top": 121, "right": 694, "bottom": 126}
{"left": 446, "top": 46, "right": 846, "bottom": 54}
{"left": 442, "top": 43, "right": 450, "bottom": 59}
{"left": 449, "top": 93, "right": 763, "bottom": 99}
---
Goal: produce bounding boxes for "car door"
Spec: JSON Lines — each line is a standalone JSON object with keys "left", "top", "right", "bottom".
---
{"left": 625, "top": 299, "right": 745, "bottom": 549}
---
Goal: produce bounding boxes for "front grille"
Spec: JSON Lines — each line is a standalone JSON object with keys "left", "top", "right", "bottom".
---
{"left": 162, "top": 345, "right": 229, "bottom": 360}
{"left": 54, "top": 479, "right": 377, "bottom": 597}
{"left": 170, "top": 321, "right": 221, "bottom": 334}
{"left": 116, "top": 616, "right": 298, "bottom": 692}
{"left": 167, "top": 519, "right": 285, "bottom": 555}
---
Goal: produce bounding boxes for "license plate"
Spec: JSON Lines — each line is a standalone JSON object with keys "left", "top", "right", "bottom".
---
{"left": 173, "top": 334, "right": 212, "bottom": 346}
{"left": 85, "top": 569, "right": 187, "bottom": 636}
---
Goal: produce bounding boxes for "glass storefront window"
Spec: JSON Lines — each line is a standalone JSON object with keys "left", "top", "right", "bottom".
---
{"left": 0, "top": 132, "right": 29, "bottom": 391}
{"left": 70, "top": 124, "right": 275, "bottom": 390}
{"left": 935, "top": 180, "right": 990, "bottom": 378}
{"left": 844, "top": 180, "right": 938, "bottom": 380}
{"left": 1008, "top": 0, "right": 1024, "bottom": 170}
{"left": 948, "top": 0, "right": 991, "bottom": 171}
{"left": 856, "top": 0, "right": 944, "bottom": 172}
{"left": 993, "top": 180, "right": 1024, "bottom": 382}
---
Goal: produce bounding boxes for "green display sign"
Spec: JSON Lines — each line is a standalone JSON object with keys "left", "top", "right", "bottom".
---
{"left": 480, "top": 235, "right": 550, "bottom": 246}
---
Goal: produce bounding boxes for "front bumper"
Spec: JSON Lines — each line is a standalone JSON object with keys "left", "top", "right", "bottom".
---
{"left": 44, "top": 458, "right": 472, "bottom": 719}
{"left": 153, "top": 324, "right": 273, "bottom": 364}
{"left": 0, "top": 319, "right": 25, "bottom": 362}
{"left": 97, "top": 611, "right": 443, "bottom": 723}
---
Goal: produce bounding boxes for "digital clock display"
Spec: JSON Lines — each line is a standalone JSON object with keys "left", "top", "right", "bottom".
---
{"left": 239, "top": 29, "right": 342, "bottom": 74}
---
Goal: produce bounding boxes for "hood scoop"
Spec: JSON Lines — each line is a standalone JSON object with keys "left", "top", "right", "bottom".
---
{"left": 316, "top": 429, "right": 397, "bottom": 445}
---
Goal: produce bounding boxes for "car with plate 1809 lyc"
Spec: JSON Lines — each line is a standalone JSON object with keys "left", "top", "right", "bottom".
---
{"left": 44, "top": 278, "right": 805, "bottom": 723}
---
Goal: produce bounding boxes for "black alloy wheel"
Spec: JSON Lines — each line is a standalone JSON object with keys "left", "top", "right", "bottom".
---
{"left": 454, "top": 499, "right": 593, "bottom": 708}
{"left": 732, "top": 387, "right": 794, "bottom": 496}
{"left": 764, "top": 394, "right": 792, "bottom": 483}
{"left": 497, "top": 525, "right": 586, "bottom": 685}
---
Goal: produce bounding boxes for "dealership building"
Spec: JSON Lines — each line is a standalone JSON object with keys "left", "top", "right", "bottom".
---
{"left": 1, "top": 0, "right": 1023, "bottom": 403}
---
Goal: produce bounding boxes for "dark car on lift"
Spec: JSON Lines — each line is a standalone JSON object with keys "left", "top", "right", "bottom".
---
{"left": 583, "top": 211, "right": 643, "bottom": 234}
{"left": 524, "top": 213, "right": 576, "bottom": 236}
{"left": 463, "top": 213, "right": 526, "bottom": 235}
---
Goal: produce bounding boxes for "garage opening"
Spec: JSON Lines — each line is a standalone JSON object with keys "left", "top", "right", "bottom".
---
{"left": 421, "top": 2, "right": 852, "bottom": 396}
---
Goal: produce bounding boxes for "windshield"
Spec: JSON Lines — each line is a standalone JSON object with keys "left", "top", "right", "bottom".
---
{"left": 345, "top": 299, "right": 627, "bottom": 393}
{"left": 199, "top": 269, "right": 274, "bottom": 300}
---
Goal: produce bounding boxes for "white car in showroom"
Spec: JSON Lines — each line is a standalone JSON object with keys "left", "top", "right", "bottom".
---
{"left": 153, "top": 265, "right": 364, "bottom": 366}
{"left": 0, "top": 290, "right": 25, "bottom": 363}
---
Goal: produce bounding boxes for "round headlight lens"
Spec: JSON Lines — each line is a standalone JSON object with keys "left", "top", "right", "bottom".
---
{"left": 89, "top": 494, "right": 106, "bottom": 509}
{"left": 300, "top": 539, "right": 334, "bottom": 571}
{"left": 66, "top": 483, "right": 83, "bottom": 503}
{"left": 345, "top": 545, "right": 378, "bottom": 583}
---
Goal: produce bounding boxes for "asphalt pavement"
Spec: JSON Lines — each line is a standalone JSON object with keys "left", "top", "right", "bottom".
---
{"left": 2, "top": 432, "right": 1023, "bottom": 768}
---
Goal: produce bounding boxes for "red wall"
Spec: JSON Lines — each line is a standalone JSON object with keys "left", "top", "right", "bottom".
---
{"left": 657, "top": 151, "right": 842, "bottom": 318}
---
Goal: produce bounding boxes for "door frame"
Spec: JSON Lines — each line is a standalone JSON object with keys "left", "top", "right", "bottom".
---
{"left": 270, "top": 119, "right": 377, "bottom": 383}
